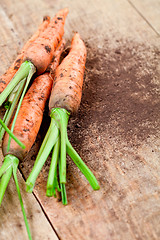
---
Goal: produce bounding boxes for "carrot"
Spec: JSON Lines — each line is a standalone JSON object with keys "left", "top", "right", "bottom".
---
{"left": 49, "top": 33, "right": 86, "bottom": 113}
{"left": 0, "top": 8, "right": 68, "bottom": 141}
{"left": 26, "top": 33, "right": 100, "bottom": 205}
{"left": 0, "top": 15, "right": 50, "bottom": 94}
{"left": 0, "top": 39, "right": 65, "bottom": 239}
{"left": 24, "top": 8, "right": 68, "bottom": 74}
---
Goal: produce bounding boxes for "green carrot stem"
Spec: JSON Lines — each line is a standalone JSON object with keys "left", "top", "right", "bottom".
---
{"left": 0, "top": 61, "right": 34, "bottom": 106}
{"left": 0, "top": 119, "right": 25, "bottom": 149}
{"left": 7, "top": 64, "right": 36, "bottom": 152}
{"left": 58, "top": 149, "right": 67, "bottom": 205}
{"left": 59, "top": 111, "right": 68, "bottom": 184}
{"left": 50, "top": 108, "right": 70, "bottom": 184}
{"left": 12, "top": 160, "right": 32, "bottom": 240}
{"left": 0, "top": 165, "right": 12, "bottom": 205}
{"left": 46, "top": 138, "right": 60, "bottom": 197}
{"left": 66, "top": 138, "right": 100, "bottom": 190}
{"left": 60, "top": 183, "right": 67, "bottom": 205}
{"left": 8, "top": 78, "right": 25, "bottom": 103}
{"left": 26, "top": 121, "right": 59, "bottom": 193}
{"left": 0, "top": 80, "right": 25, "bottom": 141}
{"left": 0, "top": 154, "right": 19, "bottom": 205}
{"left": 35, "top": 118, "right": 56, "bottom": 162}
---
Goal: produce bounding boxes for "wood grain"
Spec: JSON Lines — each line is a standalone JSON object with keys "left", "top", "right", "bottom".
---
{"left": 0, "top": 0, "right": 160, "bottom": 239}
{"left": 128, "top": 0, "right": 160, "bottom": 36}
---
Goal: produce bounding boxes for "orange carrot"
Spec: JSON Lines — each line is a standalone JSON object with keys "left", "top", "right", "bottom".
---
{"left": 49, "top": 33, "right": 86, "bottom": 113}
{"left": 24, "top": 8, "right": 68, "bottom": 74}
{"left": 0, "top": 16, "right": 50, "bottom": 94}
{"left": 26, "top": 33, "right": 100, "bottom": 205}
{"left": 0, "top": 39, "right": 65, "bottom": 237}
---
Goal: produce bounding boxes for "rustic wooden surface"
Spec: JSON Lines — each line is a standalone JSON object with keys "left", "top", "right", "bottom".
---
{"left": 0, "top": 0, "right": 160, "bottom": 239}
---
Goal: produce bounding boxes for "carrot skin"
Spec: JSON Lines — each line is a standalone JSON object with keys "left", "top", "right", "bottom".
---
{"left": 49, "top": 33, "right": 87, "bottom": 113}
{"left": 0, "top": 16, "right": 50, "bottom": 94}
{"left": 24, "top": 8, "right": 68, "bottom": 75}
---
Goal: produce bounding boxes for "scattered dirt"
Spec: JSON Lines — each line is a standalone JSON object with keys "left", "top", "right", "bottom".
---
{"left": 68, "top": 39, "right": 160, "bottom": 147}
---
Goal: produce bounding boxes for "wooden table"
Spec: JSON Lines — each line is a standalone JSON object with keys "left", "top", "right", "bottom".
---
{"left": 0, "top": 0, "right": 160, "bottom": 239}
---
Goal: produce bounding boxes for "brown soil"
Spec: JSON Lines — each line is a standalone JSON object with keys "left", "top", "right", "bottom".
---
{"left": 68, "top": 39, "right": 160, "bottom": 147}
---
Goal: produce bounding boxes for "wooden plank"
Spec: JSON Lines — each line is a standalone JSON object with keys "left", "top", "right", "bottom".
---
{"left": 128, "top": 0, "right": 160, "bottom": 36}
{"left": 0, "top": 0, "right": 160, "bottom": 239}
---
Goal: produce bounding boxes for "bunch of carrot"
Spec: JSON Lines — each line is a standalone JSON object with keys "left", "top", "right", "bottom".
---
{"left": 0, "top": 8, "right": 100, "bottom": 240}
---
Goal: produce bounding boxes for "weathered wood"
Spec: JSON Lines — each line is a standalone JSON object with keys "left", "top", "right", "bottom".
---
{"left": 0, "top": 0, "right": 160, "bottom": 239}
{"left": 129, "top": 0, "right": 160, "bottom": 36}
